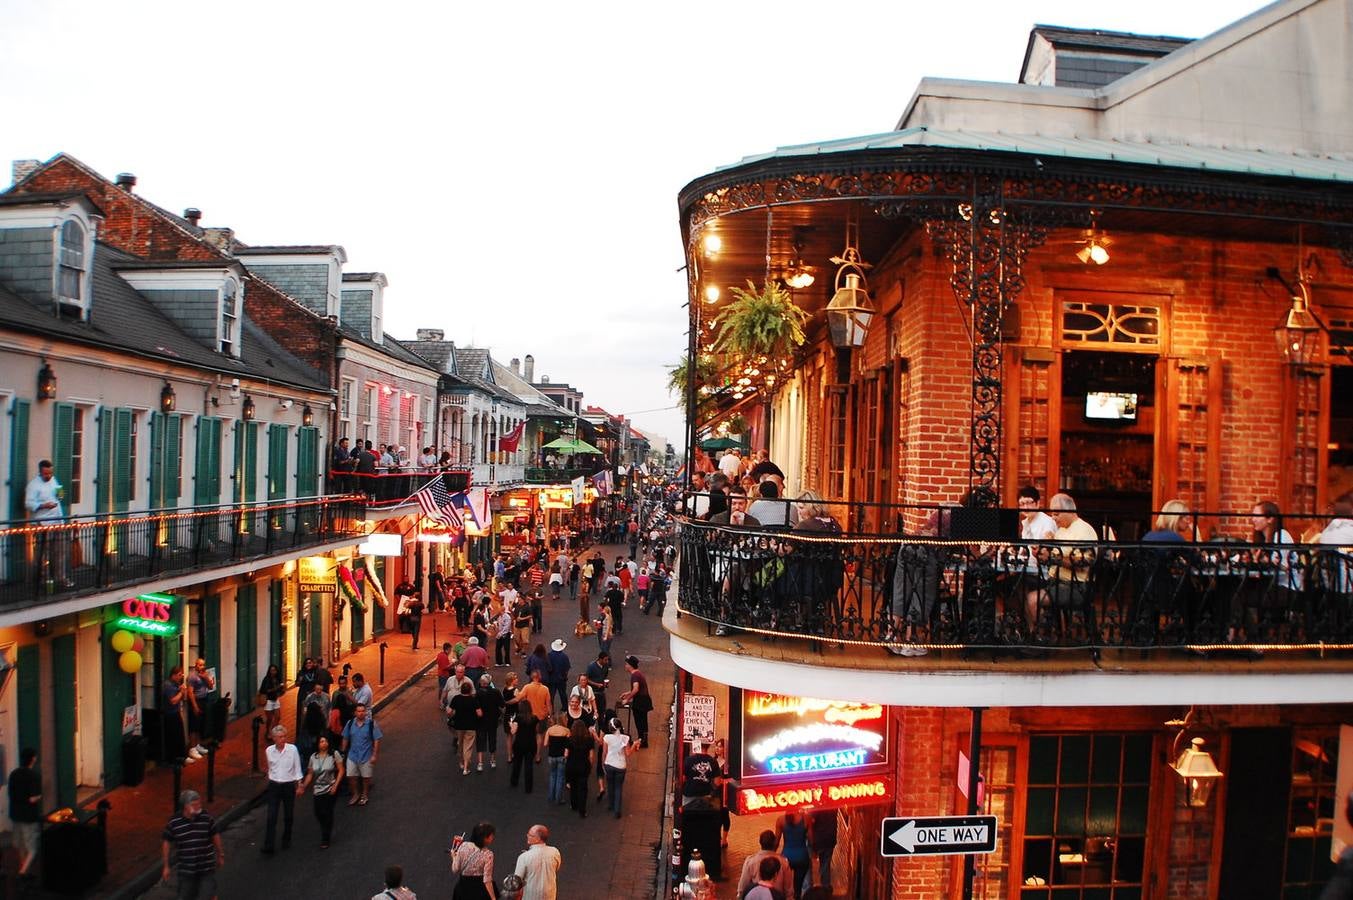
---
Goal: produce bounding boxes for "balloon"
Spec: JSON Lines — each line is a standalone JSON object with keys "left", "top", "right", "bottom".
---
{"left": 118, "top": 650, "right": 142, "bottom": 675}
{"left": 110, "top": 630, "right": 134, "bottom": 653}
{"left": 131, "top": 636, "right": 145, "bottom": 653}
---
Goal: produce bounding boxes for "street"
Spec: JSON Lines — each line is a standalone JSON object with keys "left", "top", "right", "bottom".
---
{"left": 140, "top": 546, "right": 671, "bottom": 900}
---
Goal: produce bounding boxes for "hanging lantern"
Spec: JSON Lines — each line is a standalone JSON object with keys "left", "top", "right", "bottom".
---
{"left": 1274, "top": 285, "right": 1323, "bottom": 365}
{"left": 826, "top": 210, "right": 874, "bottom": 349}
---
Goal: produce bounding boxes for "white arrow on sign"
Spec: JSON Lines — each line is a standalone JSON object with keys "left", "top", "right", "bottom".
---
{"left": 888, "top": 820, "right": 990, "bottom": 853}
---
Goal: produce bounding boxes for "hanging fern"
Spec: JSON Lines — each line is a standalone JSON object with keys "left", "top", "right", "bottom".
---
{"left": 713, "top": 280, "right": 809, "bottom": 364}
{"left": 666, "top": 354, "right": 721, "bottom": 398}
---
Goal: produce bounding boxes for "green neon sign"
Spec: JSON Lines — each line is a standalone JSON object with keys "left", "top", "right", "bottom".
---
{"left": 114, "top": 592, "right": 179, "bottom": 637}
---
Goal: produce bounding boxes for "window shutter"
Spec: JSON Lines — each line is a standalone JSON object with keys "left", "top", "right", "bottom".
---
{"left": 244, "top": 423, "right": 258, "bottom": 502}
{"left": 149, "top": 412, "right": 165, "bottom": 509}
{"left": 267, "top": 424, "right": 288, "bottom": 501}
{"left": 113, "top": 409, "right": 133, "bottom": 512}
{"left": 96, "top": 408, "right": 113, "bottom": 515}
{"left": 297, "top": 426, "right": 318, "bottom": 496}
{"left": 52, "top": 402, "right": 75, "bottom": 494}
{"left": 194, "top": 417, "right": 222, "bottom": 507}
{"left": 163, "top": 414, "right": 181, "bottom": 507}
{"left": 8, "top": 399, "right": 30, "bottom": 521}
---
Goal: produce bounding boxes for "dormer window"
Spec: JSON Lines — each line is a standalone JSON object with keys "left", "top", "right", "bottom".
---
{"left": 57, "top": 220, "right": 86, "bottom": 306}
{"left": 220, "top": 277, "right": 241, "bottom": 356}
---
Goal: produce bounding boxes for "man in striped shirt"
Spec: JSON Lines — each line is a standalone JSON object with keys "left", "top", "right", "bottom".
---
{"left": 161, "top": 790, "right": 223, "bottom": 899}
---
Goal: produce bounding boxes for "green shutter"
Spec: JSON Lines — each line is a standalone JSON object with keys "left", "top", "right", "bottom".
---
{"left": 268, "top": 579, "right": 284, "bottom": 671}
{"left": 244, "top": 423, "right": 258, "bottom": 501}
{"left": 101, "top": 624, "right": 136, "bottom": 788}
{"left": 164, "top": 414, "right": 181, "bottom": 507}
{"left": 96, "top": 408, "right": 113, "bottom": 514}
{"left": 194, "top": 417, "right": 223, "bottom": 507}
{"left": 16, "top": 644, "right": 39, "bottom": 765}
{"left": 235, "top": 585, "right": 258, "bottom": 716}
{"left": 149, "top": 412, "right": 165, "bottom": 510}
{"left": 202, "top": 594, "right": 221, "bottom": 699}
{"left": 371, "top": 557, "right": 386, "bottom": 633}
{"left": 113, "top": 409, "right": 132, "bottom": 512}
{"left": 52, "top": 402, "right": 75, "bottom": 495}
{"left": 8, "top": 400, "right": 31, "bottom": 579}
{"left": 267, "top": 425, "right": 288, "bottom": 501}
{"left": 296, "top": 426, "right": 318, "bottom": 497}
{"left": 51, "top": 634, "right": 77, "bottom": 807}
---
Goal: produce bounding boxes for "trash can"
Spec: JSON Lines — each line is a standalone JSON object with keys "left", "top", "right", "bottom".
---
{"left": 120, "top": 735, "right": 146, "bottom": 787}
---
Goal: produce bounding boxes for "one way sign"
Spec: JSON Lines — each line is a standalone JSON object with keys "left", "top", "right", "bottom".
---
{"left": 881, "top": 815, "right": 998, "bottom": 857}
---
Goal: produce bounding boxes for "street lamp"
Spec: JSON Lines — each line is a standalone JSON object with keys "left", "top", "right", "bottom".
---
{"left": 1171, "top": 737, "right": 1223, "bottom": 807}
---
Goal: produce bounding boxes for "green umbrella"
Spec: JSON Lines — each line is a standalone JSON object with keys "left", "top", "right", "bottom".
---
{"left": 541, "top": 437, "right": 604, "bottom": 455}
{"left": 699, "top": 436, "right": 741, "bottom": 450}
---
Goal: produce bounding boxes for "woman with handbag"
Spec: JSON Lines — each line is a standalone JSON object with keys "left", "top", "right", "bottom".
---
{"left": 299, "top": 735, "right": 343, "bottom": 849}
{"left": 450, "top": 821, "right": 497, "bottom": 900}
{"left": 257, "top": 664, "right": 283, "bottom": 736}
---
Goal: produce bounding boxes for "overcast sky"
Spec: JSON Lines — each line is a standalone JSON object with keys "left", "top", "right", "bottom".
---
{"left": 2, "top": 0, "right": 1264, "bottom": 445}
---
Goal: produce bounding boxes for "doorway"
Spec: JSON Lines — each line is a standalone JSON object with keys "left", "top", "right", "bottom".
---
{"left": 1058, "top": 351, "right": 1157, "bottom": 539}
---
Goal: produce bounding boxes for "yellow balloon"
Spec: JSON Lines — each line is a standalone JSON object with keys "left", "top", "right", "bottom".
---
{"left": 118, "top": 650, "right": 142, "bottom": 675}
{"left": 110, "top": 630, "right": 134, "bottom": 653}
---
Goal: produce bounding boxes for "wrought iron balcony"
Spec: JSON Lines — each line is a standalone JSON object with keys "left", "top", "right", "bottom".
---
{"left": 676, "top": 512, "right": 1353, "bottom": 656}
{"left": 328, "top": 468, "right": 471, "bottom": 508}
{"left": 525, "top": 467, "right": 596, "bottom": 484}
{"left": 0, "top": 495, "right": 365, "bottom": 609}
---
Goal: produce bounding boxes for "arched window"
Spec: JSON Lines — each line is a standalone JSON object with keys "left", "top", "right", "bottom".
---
{"left": 58, "top": 220, "right": 86, "bottom": 303}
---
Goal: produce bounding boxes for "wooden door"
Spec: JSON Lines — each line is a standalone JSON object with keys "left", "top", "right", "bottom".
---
{"left": 1002, "top": 348, "right": 1062, "bottom": 504}
{"left": 1281, "top": 364, "right": 1330, "bottom": 516}
{"left": 1154, "top": 357, "right": 1223, "bottom": 517}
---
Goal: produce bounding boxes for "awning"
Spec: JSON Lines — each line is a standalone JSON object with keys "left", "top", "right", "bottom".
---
{"left": 541, "top": 437, "right": 604, "bottom": 455}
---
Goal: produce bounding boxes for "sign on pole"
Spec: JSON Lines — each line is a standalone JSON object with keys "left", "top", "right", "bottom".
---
{"left": 881, "top": 815, "right": 998, "bottom": 857}
{"left": 682, "top": 693, "right": 716, "bottom": 744}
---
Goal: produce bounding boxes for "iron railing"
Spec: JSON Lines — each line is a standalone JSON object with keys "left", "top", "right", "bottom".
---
{"left": 0, "top": 495, "right": 366, "bottom": 609}
{"left": 676, "top": 509, "right": 1353, "bottom": 653}
{"left": 525, "top": 467, "right": 598, "bottom": 485}
{"left": 327, "top": 468, "right": 470, "bottom": 505}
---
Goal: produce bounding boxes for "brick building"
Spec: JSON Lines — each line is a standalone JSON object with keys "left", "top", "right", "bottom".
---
{"left": 669, "top": 2, "right": 1353, "bottom": 898}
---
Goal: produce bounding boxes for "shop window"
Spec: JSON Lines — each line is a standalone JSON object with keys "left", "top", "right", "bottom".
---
{"left": 1021, "top": 732, "right": 1152, "bottom": 898}
{"left": 1283, "top": 729, "right": 1338, "bottom": 895}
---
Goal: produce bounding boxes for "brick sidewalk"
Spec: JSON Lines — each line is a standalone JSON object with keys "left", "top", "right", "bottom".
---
{"left": 77, "top": 610, "right": 447, "bottom": 900}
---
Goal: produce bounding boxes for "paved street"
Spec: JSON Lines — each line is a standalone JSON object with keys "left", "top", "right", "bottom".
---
{"left": 139, "top": 545, "right": 673, "bottom": 900}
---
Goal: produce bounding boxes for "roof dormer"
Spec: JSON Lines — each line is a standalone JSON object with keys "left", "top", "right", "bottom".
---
{"left": 114, "top": 259, "right": 250, "bottom": 358}
{"left": 234, "top": 244, "right": 346, "bottom": 319}
{"left": 0, "top": 193, "right": 102, "bottom": 319}
{"left": 341, "top": 271, "right": 388, "bottom": 343}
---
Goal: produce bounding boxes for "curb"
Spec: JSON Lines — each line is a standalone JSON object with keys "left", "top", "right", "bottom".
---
{"left": 104, "top": 658, "right": 438, "bottom": 900}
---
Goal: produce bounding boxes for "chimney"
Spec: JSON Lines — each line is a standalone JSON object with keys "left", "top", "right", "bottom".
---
{"left": 10, "top": 160, "right": 40, "bottom": 185}
{"left": 524, "top": 354, "right": 535, "bottom": 383}
{"left": 416, "top": 328, "right": 445, "bottom": 341}
{"left": 183, "top": 208, "right": 202, "bottom": 227}
{"left": 541, "top": 375, "right": 550, "bottom": 384}
{"left": 115, "top": 172, "right": 137, "bottom": 191}
{"left": 202, "top": 227, "right": 235, "bottom": 253}
{"left": 510, "top": 357, "right": 520, "bottom": 376}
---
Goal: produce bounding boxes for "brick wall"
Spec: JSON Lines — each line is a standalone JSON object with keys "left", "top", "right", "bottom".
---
{"left": 892, "top": 707, "right": 952, "bottom": 897}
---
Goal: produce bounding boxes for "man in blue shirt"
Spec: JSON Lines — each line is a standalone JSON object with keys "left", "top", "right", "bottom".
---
{"left": 341, "top": 703, "right": 383, "bottom": 806}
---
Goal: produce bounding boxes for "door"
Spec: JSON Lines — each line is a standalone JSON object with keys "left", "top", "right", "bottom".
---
{"left": 1219, "top": 728, "right": 1292, "bottom": 899}
{"left": 201, "top": 594, "right": 220, "bottom": 687}
{"left": 235, "top": 585, "right": 258, "bottom": 716}
{"left": 1002, "top": 348, "right": 1062, "bottom": 504}
{"left": 269, "top": 579, "right": 284, "bottom": 675}
{"left": 16, "top": 644, "right": 39, "bottom": 765}
{"left": 50, "top": 633, "right": 77, "bottom": 807}
{"left": 1281, "top": 365, "right": 1330, "bottom": 516}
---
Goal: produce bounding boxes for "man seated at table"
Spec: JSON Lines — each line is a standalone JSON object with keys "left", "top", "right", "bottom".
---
{"left": 1318, "top": 492, "right": 1353, "bottom": 593}
{"left": 1026, "top": 493, "right": 1098, "bottom": 626}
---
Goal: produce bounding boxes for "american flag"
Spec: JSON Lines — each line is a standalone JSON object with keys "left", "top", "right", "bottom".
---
{"left": 413, "top": 479, "right": 462, "bottom": 528}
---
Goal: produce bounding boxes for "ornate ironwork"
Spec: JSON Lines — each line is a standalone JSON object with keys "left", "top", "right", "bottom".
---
{"left": 1061, "top": 301, "right": 1164, "bottom": 347}
{"left": 676, "top": 516, "right": 1353, "bottom": 653}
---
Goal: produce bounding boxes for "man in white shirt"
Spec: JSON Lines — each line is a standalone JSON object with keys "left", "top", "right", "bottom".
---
{"left": 718, "top": 449, "right": 742, "bottom": 481}
{"left": 569, "top": 675, "right": 598, "bottom": 719}
{"left": 1030, "top": 493, "right": 1099, "bottom": 624}
{"left": 25, "top": 460, "right": 70, "bottom": 586}
{"left": 417, "top": 446, "right": 438, "bottom": 468}
{"left": 514, "top": 824, "right": 561, "bottom": 900}
{"left": 261, "top": 726, "right": 303, "bottom": 853}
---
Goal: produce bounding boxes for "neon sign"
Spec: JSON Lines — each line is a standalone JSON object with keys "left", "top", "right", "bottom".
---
{"left": 741, "top": 691, "right": 890, "bottom": 782}
{"left": 737, "top": 774, "right": 894, "bottom": 814}
{"left": 113, "top": 592, "right": 179, "bottom": 637}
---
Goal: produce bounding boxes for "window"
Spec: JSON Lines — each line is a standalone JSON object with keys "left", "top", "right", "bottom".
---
{"left": 1284, "top": 729, "right": 1338, "bottom": 894}
{"left": 1022, "top": 733, "right": 1153, "bottom": 897}
{"left": 57, "top": 220, "right": 85, "bottom": 305}
{"left": 220, "top": 278, "right": 240, "bottom": 356}
{"left": 340, "top": 378, "right": 355, "bottom": 439}
{"left": 69, "top": 407, "right": 85, "bottom": 504}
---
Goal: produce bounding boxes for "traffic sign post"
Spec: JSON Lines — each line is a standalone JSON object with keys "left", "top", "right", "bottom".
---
{"left": 881, "top": 815, "right": 998, "bottom": 858}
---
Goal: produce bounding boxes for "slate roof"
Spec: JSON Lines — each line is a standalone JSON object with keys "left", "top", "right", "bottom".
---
{"left": 0, "top": 242, "right": 328, "bottom": 391}
{"left": 332, "top": 324, "right": 441, "bottom": 374}
{"left": 444, "top": 347, "right": 519, "bottom": 403}
{"left": 490, "top": 360, "right": 574, "bottom": 419}
{"left": 235, "top": 245, "right": 341, "bottom": 255}
{"left": 1028, "top": 24, "right": 1192, "bottom": 56}
{"left": 401, "top": 339, "right": 456, "bottom": 374}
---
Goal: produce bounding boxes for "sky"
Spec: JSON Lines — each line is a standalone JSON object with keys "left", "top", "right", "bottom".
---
{"left": 1, "top": 0, "right": 1266, "bottom": 446}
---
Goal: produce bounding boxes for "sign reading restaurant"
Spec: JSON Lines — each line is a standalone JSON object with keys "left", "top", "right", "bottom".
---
{"left": 740, "top": 691, "right": 890, "bottom": 782}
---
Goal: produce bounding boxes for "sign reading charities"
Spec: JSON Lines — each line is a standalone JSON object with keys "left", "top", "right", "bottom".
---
{"left": 298, "top": 556, "right": 337, "bottom": 594}
{"left": 113, "top": 592, "right": 179, "bottom": 637}
{"left": 881, "top": 815, "right": 998, "bottom": 857}
{"left": 682, "top": 694, "right": 716, "bottom": 744}
{"left": 740, "top": 691, "right": 889, "bottom": 781}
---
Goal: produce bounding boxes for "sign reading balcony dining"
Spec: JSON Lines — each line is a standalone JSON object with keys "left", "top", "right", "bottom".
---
{"left": 740, "top": 692, "right": 890, "bottom": 782}
{"left": 738, "top": 773, "right": 895, "bottom": 814}
{"left": 113, "top": 592, "right": 179, "bottom": 637}
{"left": 297, "top": 556, "right": 337, "bottom": 594}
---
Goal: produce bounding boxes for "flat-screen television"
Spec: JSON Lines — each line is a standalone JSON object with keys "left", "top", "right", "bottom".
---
{"left": 1085, "top": 391, "right": 1138, "bottom": 421}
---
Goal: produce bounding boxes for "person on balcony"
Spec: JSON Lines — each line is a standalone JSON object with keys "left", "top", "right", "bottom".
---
{"left": 717, "top": 449, "right": 742, "bottom": 481}
{"left": 1017, "top": 485, "right": 1056, "bottom": 540}
{"left": 748, "top": 449, "right": 784, "bottom": 482}
{"left": 332, "top": 438, "right": 355, "bottom": 493}
{"left": 1028, "top": 493, "right": 1099, "bottom": 630}
{"left": 355, "top": 441, "right": 378, "bottom": 498}
{"left": 748, "top": 481, "right": 790, "bottom": 528}
{"left": 1317, "top": 493, "right": 1353, "bottom": 594}
{"left": 25, "top": 459, "right": 70, "bottom": 588}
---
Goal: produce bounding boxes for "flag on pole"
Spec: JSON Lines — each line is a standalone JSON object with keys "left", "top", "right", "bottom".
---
{"left": 571, "top": 475, "right": 586, "bottom": 505}
{"left": 413, "top": 478, "right": 462, "bottom": 528}
{"left": 454, "top": 487, "right": 489, "bottom": 531}
{"left": 591, "top": 470, "right": 612, "bottom": 496}
{"left": 674, "top": 463, "right": 687, "bottom": 481}
{"left": 499, "top": 421, "right": 526, "bottom": 452}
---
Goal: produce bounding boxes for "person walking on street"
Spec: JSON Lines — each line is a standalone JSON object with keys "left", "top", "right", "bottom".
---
{"left": 514, "top": 824, "right": 561, "bottom": 900}
{"left": 407, "top": 592, "right": 425, "bottom": 650}
{"left": 352, "top": 672, "right": 374, "bottom": 709}
{"left": 373, "top": 863, "right": 417, "bottom": 899}
{"left": 494, "top": 604, "right": 513, "bottom": 667}
{"left": 585, "top": 652, "right": 611, "bottom": 715}
{"left": 449, "top": 682, "right": 481, "bottom": 776}
{"left": 436, "top": 643, "right": 456, "bottom": 701}
{"left": 299, "top": 735, "right": 344, "bottom": 848}
{"left": 776, "top": 808, "right": 812, "bottom": 898}
{"left": 8, "top": 748, "right": 41, "bottom": 879}
{"left": 807, "top": 807, "right": 838, "bottom": 893}
{"left": 618, "top": 655, "right": 653, "bottom": 749}
{"left": 258, "top": 664, "right": 283, "bottom": 736}
{"left": 509, "top": 709, "right": 539, "bottom": 793}
{"left": 595, "top": 602, "right": 614, "bottom": 657}
{"left": 475, "top": 674, "right": 504, "bottom": 771}
{"left": 450, "top": 821, "right": 497, "bottom": 900}
{"left": 341, "top": 703, "right": 382, "bottom": 806}
{"left": 600, "top": 715, "right": 638, "bottom": 818}
{"left": 461, "top": 637, "right": 489, "bottom": 686}
{"left": 544, "top": 714, "right": 571, "bottom": 805}
{"left": 186, "top": 657, "right": 216, "bottom": 758}
{"left": 161, "top": 789, "right": 223, "bottom": 899}
{"left": 545, "top": 639, "right": 571, "bottom": 713}
{"left": 564, "top": 721, "right": 594, "bottom": 818}
{"left": 261, "top": 726, "right": 302, "bottom": 854}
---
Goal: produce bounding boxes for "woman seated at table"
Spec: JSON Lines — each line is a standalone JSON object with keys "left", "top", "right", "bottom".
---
{"left": 1144, "top": 500, "right": 1193, "bottom": 543}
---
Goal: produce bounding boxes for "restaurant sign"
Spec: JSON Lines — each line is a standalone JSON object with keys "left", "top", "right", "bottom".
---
{"left": 298, "top": 556, "right": 337, "bottom": 594}
{"left": 741, "top": 691, "right": 890, "bottom": 782}
{"left": 537, "top": 488, "right": 574, "bottom": 510}
{"left": 113, "top": 592, "right": 179, "bottom": 637}
{"left": 738, "top": 773, "right": 895, "bottom": 814}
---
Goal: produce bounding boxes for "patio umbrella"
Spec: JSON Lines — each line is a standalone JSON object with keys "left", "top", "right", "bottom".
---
{"left": 541, "top": 437, "right": 604, "bottom": 455}
{"left": 699, "top": 436, "right": 741, "bottom": 450}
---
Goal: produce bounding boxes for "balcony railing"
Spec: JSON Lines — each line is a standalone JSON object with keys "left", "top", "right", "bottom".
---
{"left": 0, "top": 495, "right": 365, "bottom": 609}
{"left": 676, "top": 509, "right": 1353, "bottom": 654}
{"left": 525, "top": 467, "right": 597, "bottom": 484}
{"left": 328, "top": 468, "right": 471, "bottom": 507}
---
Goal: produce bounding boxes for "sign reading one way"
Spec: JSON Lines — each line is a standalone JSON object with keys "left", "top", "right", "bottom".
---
{"left": 881, "top": 815, "right": 998, "bottom": 857}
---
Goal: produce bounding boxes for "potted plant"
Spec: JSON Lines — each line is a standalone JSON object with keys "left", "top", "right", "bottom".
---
{"left": 666, "top": 354, "right": 721, "bottom": 399}
{"left": 713, "top": 280, "right": 809, "bottom": 363}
